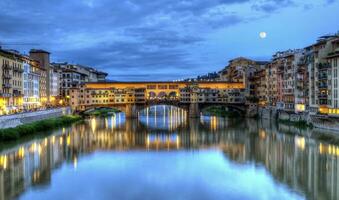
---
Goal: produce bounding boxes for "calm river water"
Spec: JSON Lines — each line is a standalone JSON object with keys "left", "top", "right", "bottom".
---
{"left": 0, "top": 105, "right": 339, "bottom": 200}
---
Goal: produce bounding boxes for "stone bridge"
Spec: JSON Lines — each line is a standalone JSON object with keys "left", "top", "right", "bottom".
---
{"left": 70, "top": 81, "right": 257, "bottom": 118}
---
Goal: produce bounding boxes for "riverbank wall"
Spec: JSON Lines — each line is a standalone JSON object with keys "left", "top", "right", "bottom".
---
{"left": 0, "top": 107, "right": 71, "bottom": 129}
{"left": 258, "top": 107, "right": 339, "bottom": 131}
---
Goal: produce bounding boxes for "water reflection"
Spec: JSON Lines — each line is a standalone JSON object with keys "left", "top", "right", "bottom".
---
{"left": 0, "top": 106, "right": 338, "bottom": 200}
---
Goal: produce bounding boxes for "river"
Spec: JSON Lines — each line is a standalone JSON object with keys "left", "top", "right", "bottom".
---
{"left": 0, "top": 105, "right": 338, "bottom": 200}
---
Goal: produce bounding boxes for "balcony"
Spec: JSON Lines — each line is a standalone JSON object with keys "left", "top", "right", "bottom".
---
{"left": 318, "top": 84, "right": 327, "bottom": 89}
{"left": 318, "top": 75, "right": 327, "bottom": 80}
{"left": 2, "top": 73, "right": 12, "bottom": 79}
{"left": 13, "top": 67, "right": 24, "bottom": 73}
{"left": 318, "top": 94, "right": 328, "bottom": 99}
{"left": 2, "top": 83, "right": 12, "bottom": 88}
{"left": 318, "top": 63, "right": 330, "bottom": 70}
{"left": 3, "top": 64, "right": 11, "bottom": 70}
{"left": 13, "top": 90, "right": 22, "bottom": 97}
{"left": 0, "top": 93, "right": 11, "bottom": 97}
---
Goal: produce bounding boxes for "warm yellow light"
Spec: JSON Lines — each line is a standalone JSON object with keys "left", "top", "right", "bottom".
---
{"left": 295, "top": 136, "right": 305, "bottom": 150}
{"left": 296, "top": 104, "right": 305, "bottom": 112}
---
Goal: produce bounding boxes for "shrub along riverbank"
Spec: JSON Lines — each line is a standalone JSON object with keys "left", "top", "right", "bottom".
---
{"left": 0, "top": 115, "right": 82, "bottom": 141}
{"left": 83, "top": 108, "right": 120, "bottom": 117}
{"left": 203, "top": 106, "right": 243, "bottom": 118}
{"left": 278, "top": 119, "right": 312, "bottom": 129}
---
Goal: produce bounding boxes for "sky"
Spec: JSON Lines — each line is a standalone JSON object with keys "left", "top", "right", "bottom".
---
{"left": 0, "top": 0, "right": 338, "bottom": 81}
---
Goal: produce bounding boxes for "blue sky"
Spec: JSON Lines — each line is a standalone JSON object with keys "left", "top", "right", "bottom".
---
{"left": 0, "top": 0, "right": 338, "bottom": 81}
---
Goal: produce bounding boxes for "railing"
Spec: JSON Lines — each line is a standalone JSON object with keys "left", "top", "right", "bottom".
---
{"left": 318, "top": 94, "right": 328, "bottom": 99}
{"left": 0, "top": 93, "right": 11, "bottom": 97}
{"left": 13, "top": 67, "right": 24, "bottom": 72}
{"left": 2, "top": 74, "right": 12, "bottom": 79}
{"left": 3, "top": 64, "right": 11, "bottom": 70}
{"left": 318, "top": 63, "right": 330, "bottom": 70}
{"left": 318, "top": 84, "right": 327, "bottom": 89}
{"left": 2, "top": 83, "right": 12, "bottom": 88}
{"left": 318, "top": 75, "right": 327, "bottom": 80}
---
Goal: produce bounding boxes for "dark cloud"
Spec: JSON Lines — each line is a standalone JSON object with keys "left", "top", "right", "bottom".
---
{"left": 1, "top": 0, "right": 333, "bottom": 81}
{"left": 325, "top": 0, "right": 337, "bottom": 4}
{"left": 251, "top": 0, "right": 295, "bottom": 13}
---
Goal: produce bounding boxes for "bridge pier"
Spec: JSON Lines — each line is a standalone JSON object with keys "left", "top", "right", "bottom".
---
{"left": 189, "top": 103, "right": 200, "bottom": 118}
{"left": 125, "top": 104, "right": 138, "bottom": 118}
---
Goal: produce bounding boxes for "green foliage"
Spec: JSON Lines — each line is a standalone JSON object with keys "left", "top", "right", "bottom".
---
{"left": 278, "top": 119, "right": 311, "bottom": 129}
{"left": 84, "top": 108, "right": 119, "bottom": 116}
{"left": 0, "top": 115, "right": 82, "bottom": 141}
{"left": 203, "top": 106, "right": 242, "bottom": 118}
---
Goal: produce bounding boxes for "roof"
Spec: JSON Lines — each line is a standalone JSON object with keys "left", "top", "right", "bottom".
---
{"left": 29, "top": 49, "right": 50, "bottom": 54}
{"left": 0, "top": 49, "right": 25, "bottom": 61}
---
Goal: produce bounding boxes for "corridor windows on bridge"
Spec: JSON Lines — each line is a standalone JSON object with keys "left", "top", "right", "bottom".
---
{"left": 158, "top": 85, "right": 168, "bottom": 90}
{"left": 147, "top": 85, "right": 156, "bottom": 90}
{"left": 169, "top": 85, "right": 179, "bottom": 89}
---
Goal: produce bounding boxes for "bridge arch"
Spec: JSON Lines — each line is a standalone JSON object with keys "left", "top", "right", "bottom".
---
{"left": 148, "top": 92, "right": 156, "bottom": 99}
{"left": 168, "top": 91, "right": 177, "bottom": 98}
{"left": 157, "top": 92, "right": 167, "bottom": 98}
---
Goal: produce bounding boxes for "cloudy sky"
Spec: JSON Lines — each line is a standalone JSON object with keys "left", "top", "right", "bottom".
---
{"left": 0, "top": 0, "right": 338, "bottom": 81}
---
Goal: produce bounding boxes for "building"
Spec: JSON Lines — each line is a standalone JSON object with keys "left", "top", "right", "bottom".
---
{"left": 306, "top": 35, "right": 339, "bottom": 115}
{"left": 265, "top": 62, "right": 278, "bottom": 107}
{"left": 29, "top": 49, "right": 50, "bottom": 105}
{"left": 219, "top": 57, "right": 268, "bottom": 104}
{"left": 253, "top": 68, "right": 267, "bottom": 107}
{"left": 270, "top": 49, "right": 307, "bottom": 113}
{"left": 49, "top": 64, "right": 60, "bottom": 105}
{"left": 325, "top": 36, "right": 339, "bottom": 116}
{"left": 52, "top": 63, "right": 108, "bottom": 103}
{"left": 22, "top": 56, "right": 41, "bottom": 110}
{"left": 0, "top": 49, "right": 24, "bottom": 114}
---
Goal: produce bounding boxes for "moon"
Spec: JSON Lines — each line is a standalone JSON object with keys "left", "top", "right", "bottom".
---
{"left": 259, "top": 32, "right": 267, "bottom": 39}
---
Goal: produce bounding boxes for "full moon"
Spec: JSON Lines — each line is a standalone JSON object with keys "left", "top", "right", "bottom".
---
{"left": 259, "top": 32, "right": 267, "bottom": 39}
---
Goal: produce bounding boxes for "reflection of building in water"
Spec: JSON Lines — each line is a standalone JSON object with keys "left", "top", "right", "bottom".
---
{"left": 221, "top": 128, "right": 339, "bottom": 200}
{"left": 0, "top": 115, "right": 339, "bottom": 200}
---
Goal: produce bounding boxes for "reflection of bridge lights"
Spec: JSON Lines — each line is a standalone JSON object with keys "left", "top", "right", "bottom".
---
{"left": 295, "top": 136, "right": 305, "bottom": 150}
{"left": 67, "top": 135, "right": 71, "bottom": 146}
{"left": 0, "top": 155, "right": 7, "bottom": 169}
{"left": 91, "top": 118, "right": 97, "bottom": 132}
{"left": 146, "top": 134, "right": 180, "bottom": 149}
{"left": 210, "top": 116, "right": 217, "bottom": 131}
{"left": 18, "top": 147, "right": 25, "bottom": 158}
{"left": 319, "top": 143, "right": 339, "bottom": 156}
{"left": 74, "top": 157, "right": 77, "bottom": 170}
{"left": 259, "top": 129, "right": 266, "bottom": 139}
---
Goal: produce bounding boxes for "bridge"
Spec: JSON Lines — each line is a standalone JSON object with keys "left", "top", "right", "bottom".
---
{"left": 69, "top": 81, "right": 254, "bottom": 118}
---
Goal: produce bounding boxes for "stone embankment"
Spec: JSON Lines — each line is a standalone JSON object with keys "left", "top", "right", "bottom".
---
{"left": 258, "top": 107, "right": 339, "bottom": 131}
{"left": 0, "top": 107, "right": 71, "bottom": 129}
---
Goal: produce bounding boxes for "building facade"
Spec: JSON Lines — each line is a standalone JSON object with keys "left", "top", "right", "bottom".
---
{"left": 22, "top": 56, "right": 41, "bottom": 110}
{"left": 0, "top": 49, "right": 24, "bottom": 114}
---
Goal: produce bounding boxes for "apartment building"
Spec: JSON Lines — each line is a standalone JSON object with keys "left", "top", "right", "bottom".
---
{"left": 49, "top": 64, "right": 60, "bottom": 104}
{"left": 305, "top": 35, "right": 339, "bottom": 115}
{"left": 52, "top": 63, "right": 107, "bottom": 101}
{"left": 219, "top": 57, "right": 268, "bottom": 104}
{"left": 22, "top": 56, "right": 41, "bottom": 110}
{"left": 326, "top": 37, "right": 339, "bottom": 116}
{"left": 29, "top": 49, "right": 51, "bottom": 105}
{"left": 0, "top": 49, "right": 24, "bottom": 114}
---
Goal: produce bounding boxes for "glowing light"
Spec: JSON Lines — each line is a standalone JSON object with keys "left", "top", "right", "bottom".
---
{"left": 67, "top": 135, "right": 71, "bottom": 146}
{"left": 295, "top": 136, "right": 305, "bottom": 150}
{"left": 74, "top": 157, "right": 78, "bottom": 169}
{"left": 259, "top": 32, "right": 267, "bottom": 39}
